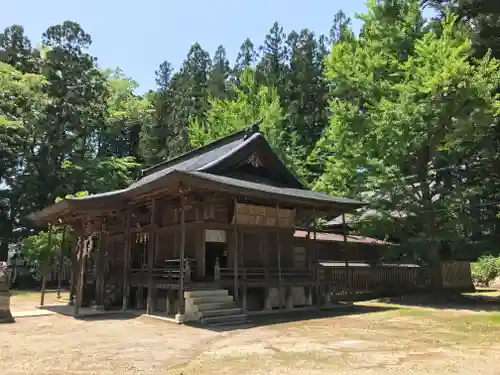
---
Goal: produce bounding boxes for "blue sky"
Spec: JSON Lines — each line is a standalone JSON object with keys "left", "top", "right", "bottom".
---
{"left": 2, "top": 0, "right": 374, "bottom": 92}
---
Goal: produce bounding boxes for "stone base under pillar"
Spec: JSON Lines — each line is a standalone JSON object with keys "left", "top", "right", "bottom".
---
{"left": 0, "top": 291, "right": 15, "bottom": 324}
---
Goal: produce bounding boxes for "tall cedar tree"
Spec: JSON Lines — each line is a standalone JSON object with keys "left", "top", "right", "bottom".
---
{"left": 315, "top": 0, "right": 500, "bottom": 288}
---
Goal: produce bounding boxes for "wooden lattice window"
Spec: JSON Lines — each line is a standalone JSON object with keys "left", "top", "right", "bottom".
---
{"left": 204, "top": 204, "right": 215, "bottom": 220}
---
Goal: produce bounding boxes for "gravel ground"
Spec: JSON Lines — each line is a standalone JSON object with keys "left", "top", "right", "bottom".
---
{"left": 1, "top": 291, "right": 500, "bottom": 375}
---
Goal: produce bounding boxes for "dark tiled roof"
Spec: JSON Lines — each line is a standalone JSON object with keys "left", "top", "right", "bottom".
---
{"left": 184, "top": 171, "right": 363, "bottom": 206}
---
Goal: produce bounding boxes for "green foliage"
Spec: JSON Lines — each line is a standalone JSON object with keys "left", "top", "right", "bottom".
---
{"left": 471, "top": 255, "right": 500, "bottom": 287}
{"left": 188, "top": 68, "right": 309, "bottom": 181}
{"left": 4, "top": 1, "right": 500, "bottom": 267}
{"left": 22, "top": 229, "right": 63, "bottom": 266}
{"left": 315, "top": 3, "right": 500, "bottom": 264}
{"left": 54, "top": 191, "right": 89, "bottom": 203}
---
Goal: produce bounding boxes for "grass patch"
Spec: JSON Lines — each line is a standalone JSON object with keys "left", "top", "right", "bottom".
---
{"left": 463, "top": 289, "right": 500, "bottom": 298}
{"left": 10, "top": 290, "right": 39, "bottom": 297}
{"left": 469, "top": 312, "right": 500, "bottom": 325}
{"left": 396, "top": 308, "right": 433, "bottom": 317}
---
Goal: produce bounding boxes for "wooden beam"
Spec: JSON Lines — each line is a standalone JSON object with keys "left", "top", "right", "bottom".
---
{"left": 146, "top": 197, "right": 156, "bottom": 314}
{"left": 40, "top": 222, "right": 53, "bottom": 307}
{"left": 122, "top": 205, "right": 132, "bottom": 311}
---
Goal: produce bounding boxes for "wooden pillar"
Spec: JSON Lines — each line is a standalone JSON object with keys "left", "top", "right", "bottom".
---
{"left": 275, "top": 204, "right": 282, "bottom": 308}
{"left": 342, "top": 214, "right": 351, "bottom": 297}
{"left": 94, "top": 225, "right": 105, "bottom": 306}
{"left": 313, "top": 218, "right": 319, "bottom": 306}
{"left": 75, "top": 233, "right": 89, "bottom": 316}
{"left": 98, "top": 222, "right": 108, "bottom": 306}
{"left": 240, "top": 226, "right": 247, "bottom": 312}
{"left": 122, "top": 206, "right": 132, "bottom": 311}
{"left": 178, "top": 199, "right": 186, "bottom": 314}
{"left": 147, "top": 198, "right": 156, "bottom": 314}
{"left": 233, "top": 226, "right": 239, "bottom": 299}
{"left": 69, "top": 234, "right": 78, "bottom": 306}
{"left": 56, "top": 227, "right": 67, "bottom": 300}
{"left": 72, "top": 237, "right": 81, "bottom": 315}
{"left": 40, "top": 222, "right": 53, "bottom": 307}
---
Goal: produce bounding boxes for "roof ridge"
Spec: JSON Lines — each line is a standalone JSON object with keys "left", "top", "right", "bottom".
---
{"left": 140, "top": 122, "right": 261, "bottom": 178}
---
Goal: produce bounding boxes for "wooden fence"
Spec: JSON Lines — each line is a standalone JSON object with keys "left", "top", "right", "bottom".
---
{"left": 9, "top": 261, "right": 72, "bottom": 288}
{"left": 318, "top": 262, "right": 432, "bottom": 299}
{"left": 8, "top": 259, "right": 473, "bottom": 295}
{"left": 441, "top": 261, "right": 474, "bottom": 292}
{"left": 317, "top": 261, "right": 474, "bottom": 299}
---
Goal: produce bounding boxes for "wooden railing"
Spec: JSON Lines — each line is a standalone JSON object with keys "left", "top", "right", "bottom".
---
{"left": 218, "top": 267, "right": 313, "bottom": 283}
{"left": 130, "top": 258, "right": 196, "bottom": 284}
{"left": 317, "top": 262, "right": 432, "bottom": 298}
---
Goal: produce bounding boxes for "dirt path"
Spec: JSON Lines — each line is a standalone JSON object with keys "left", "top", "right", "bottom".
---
{"left": 2, "top": 292, "right": 500, "bottom": 375}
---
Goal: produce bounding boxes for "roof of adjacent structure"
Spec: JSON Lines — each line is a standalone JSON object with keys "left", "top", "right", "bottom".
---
{"left": 294, "top": 230, "right": 389, "bottom": 245}
{"left": 325, "top": 209, "right": 408, "bottom": 228}
{"left": 27, "top": 124, "right": 365, "bottom": 226}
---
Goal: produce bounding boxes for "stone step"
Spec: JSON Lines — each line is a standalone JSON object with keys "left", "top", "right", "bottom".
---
{"left": 188, "top": 295, "right": 234, "bottom": 305}
{"left": 194, "top": 301, "right": 236, "bottom": 312}
{"left": 201, "top": 313, "right": 247, "bottom": 325}
{"left": 199, "top": 307, "right": 243, "bottom": 318}
{"left": 184, "top": 289, "right": 228, "bottom": 299}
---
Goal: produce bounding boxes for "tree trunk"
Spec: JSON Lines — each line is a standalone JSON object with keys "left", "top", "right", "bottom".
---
{"left": 428, "top": 243, "right": 443, "bottom": 292}
{"left": 39, "top": 264, "right": 50, "bottom": 306}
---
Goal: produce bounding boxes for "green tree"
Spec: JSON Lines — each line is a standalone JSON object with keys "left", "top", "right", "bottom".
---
{"left": 315, "top": 3, "right": 500, "bottom": 288}
{"left": 209, "top": 45, "right": 231, "bottom": 100}
{"left": 426, "top": 0, "right": 500, "bottom": 59}
{"left": 189, "top": 68, "right": 308, "bottom": 179}
{"left": 22, "top": 228, "right": 63, "bottom": 269}
{"left": 0, "top": 62, "right": 48, "bottom": 261}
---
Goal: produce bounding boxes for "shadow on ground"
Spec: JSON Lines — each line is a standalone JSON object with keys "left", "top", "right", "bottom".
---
{"left": 376, "top": 290, "right": 500, "bottom": 312}
{"left": 41, "top": 305, "right": 139, "bottom": 321}
{"left": 186, "top": 304, "right": 396, "bottom": 333}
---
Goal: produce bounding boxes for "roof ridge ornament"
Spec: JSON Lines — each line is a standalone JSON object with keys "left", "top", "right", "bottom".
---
{"left": 244, "top": 119, "right": 262, "bottom": 139}
{"left": 247, "top": 153, "right": 263, "bottom": 168}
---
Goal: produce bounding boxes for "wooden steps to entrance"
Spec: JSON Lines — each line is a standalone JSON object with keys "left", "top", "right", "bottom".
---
{"left": 184, "top": 289, "right": 247, "bottom": 326}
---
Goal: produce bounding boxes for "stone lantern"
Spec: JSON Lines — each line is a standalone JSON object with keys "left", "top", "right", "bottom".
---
{"left": 0, "top": 262, "right": 14, "bottom": 323}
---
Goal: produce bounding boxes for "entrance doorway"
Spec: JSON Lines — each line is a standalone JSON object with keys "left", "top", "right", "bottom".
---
{"left": 205, "top": 241, "right": 228, "bottom": 277}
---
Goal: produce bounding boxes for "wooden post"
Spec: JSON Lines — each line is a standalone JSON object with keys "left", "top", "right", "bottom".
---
{"left": 313, "top": 217, "right": 319, "bottom": 306}
{"left": 122, "top": 206, "right": 132, "bottom": 311}
{"left": 233, "top": 226, "right": 239, "bottom": 299}
{"left": 275, "top": 204, "right": 282, "bottom": 308}
{"left": 98, "top": 221, "right": 108, "bottom": 306}
{"left": 56, "top": 227, "right": 67, "bottom": 300}
{"left": 75, "top": 235, "right": 88, "bottom": 316}
{"left": 178, "top": 199, "right": 186, "bottom": 314}
{"left": 240, "top": 225, "right": 245, "bottom": 303}
{"left": 69, "top": 234, "right": 78, "bottom": 306}
{"left": 342, "top": 214, "right": 350, "bottom": 297}
{"left": 94, "top": 226, "right": 105, "bottom": 306}
{"left": 40, "top": 222, "right": 53, "bottom": 307}
{"left": 242, "top": 268, "right": 247, "bottom": 312}
{"left": 147, "top": 198, "right": 156, "bottom": 314}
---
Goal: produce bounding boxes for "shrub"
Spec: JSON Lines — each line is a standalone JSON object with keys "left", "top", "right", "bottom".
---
{"left": 471, "top": 255, "right": 500, "bottom": 287}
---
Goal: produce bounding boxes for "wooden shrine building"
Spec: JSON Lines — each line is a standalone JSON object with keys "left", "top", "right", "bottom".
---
{"left": 28, "top": 124, "right": 365, "bottom": 324}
